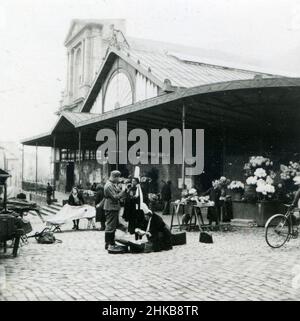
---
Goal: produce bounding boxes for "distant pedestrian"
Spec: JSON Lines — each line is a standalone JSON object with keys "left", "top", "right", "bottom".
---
{"left": 161, "top": 180, "right": 172, "bottom": 215}
{"left": 46, "top": 183, "right": 53, "bottom": 205}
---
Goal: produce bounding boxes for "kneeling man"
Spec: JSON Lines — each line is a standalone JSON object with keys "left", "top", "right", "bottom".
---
{"left": 117, "top": 203, "right": 173, "bottom": 253}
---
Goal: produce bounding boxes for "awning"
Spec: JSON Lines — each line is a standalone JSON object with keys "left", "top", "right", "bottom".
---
{"left": 21, "top": 77, "right": 300, "bottom": 148}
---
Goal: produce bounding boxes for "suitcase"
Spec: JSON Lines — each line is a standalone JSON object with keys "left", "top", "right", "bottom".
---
{"left": 0, "top": 214, "right": 16, "bottom": 241}
{"left": 171, "top": 230, "right": 187, "bottom": 246}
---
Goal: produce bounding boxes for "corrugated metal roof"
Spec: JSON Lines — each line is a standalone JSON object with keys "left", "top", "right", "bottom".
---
{"left": 123, "top": 46, "right": 277, "bottom": 88}
{"left": 62, "top": 111, "right": 100, "bottom": 125}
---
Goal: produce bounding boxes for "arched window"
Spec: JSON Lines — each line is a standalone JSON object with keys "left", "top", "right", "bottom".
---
{"left": 103, "top": 71, "right": 133, "bottom": 112}
{"left": 73, "top": 48, "right": 82, "bottom": 97}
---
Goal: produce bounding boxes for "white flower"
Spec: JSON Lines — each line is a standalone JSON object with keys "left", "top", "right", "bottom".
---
{"left": 246, "top": 176, "right": 258, "bottom": 185}
{"left": 266, "top": 176, "right": 274, "bottom": 185}
{"left": 254, "top": 168, "right": 267, "bottom": 178}
{"left": 188, "top": 188, "right": 197, "bottom": 195}
{"left": 256, "top": 178, "right": 266, "bottom": 186}
{"left": 228, "top": 180, "right": 245, "bottom": 190}
{"left": 256, "top": 182, "right": 275, "bottom": 195}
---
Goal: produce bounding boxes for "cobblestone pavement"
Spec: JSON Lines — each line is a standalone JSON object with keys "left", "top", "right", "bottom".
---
{"left": 1, "top": 213, "right": 300, "bottom": 301}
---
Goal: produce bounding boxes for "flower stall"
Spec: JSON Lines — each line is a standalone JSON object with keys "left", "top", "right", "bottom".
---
{"left": 231, "top": 156, "right": 286, "bottom": 226}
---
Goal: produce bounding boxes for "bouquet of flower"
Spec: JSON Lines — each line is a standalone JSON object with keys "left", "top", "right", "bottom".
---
{"left": 82, "top": 189, "right": 95, "bottom": 197}
{"left": 179, "top": 187, "right": 198, "bottom": 204}
{"left": 148, "top": 193, "right": 159, "bottom": 202}
{"left": 243, "top": 156, "right": 276, "bottom": 201}
{"left": 279, "top": 161, "right": 300, "bottom": 201}
{"left": 228, "top": 180, "right": 245, "bottom": 192}
{"left": 140, "top": 176, "right": 152, "bottom": 183}
{"left": 280, "top": 161, "right": 300, "bottom": 181}
{"left": 212, "top": 176, "right": 230, "bottom": 189}
{"left": 244, "top": 156, "right": 273, "bottom": 177}
{"left": 255, "top": 179, "right": 275, "bottom": 199}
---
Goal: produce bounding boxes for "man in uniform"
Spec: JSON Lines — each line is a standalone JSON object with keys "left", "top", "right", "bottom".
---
{"left": 103, "top": 171, "right": 126, "bottom": 250}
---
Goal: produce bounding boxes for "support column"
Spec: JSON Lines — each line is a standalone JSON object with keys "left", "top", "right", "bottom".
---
{"left": 84, "top": 35, "right": 91, "bottom": 85}
{"left": 181, "top": 103, "right": 186, "bottom": 189}
{"left": 53, "top": 135, "right": 56, "bottom": 199}
{"left": 116, "top": 122, "right": 119, "bottom": 170}
{"left": 35, "top": 143, "right": 38, "bottom": 194}
{"left": 222, "top": 128, "right": 226, "bottom": 175}
{"left": 66, "top": 51, "right": 70, "bottom": 96}
{"left": 21, "top": 144, "right": 24, "bottom": 190}
{"left": 78, "top": 130, "right": 82, "bottom": 184}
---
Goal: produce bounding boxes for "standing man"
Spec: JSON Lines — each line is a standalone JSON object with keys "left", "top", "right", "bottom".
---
{"left": 46, "top": 183, "right": 53, "bottom": 205}
{"left": 161, "top": 180, "right": 172, "bottom": 215}
{"left": 95, "top": 179, "right": 106, "bottom": 231}
{"left": 103, "top": 171, "right": 126, "bottom": 250}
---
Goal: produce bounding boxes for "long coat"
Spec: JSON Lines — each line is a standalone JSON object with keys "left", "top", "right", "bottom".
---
{"left": 103, "top": 180, "right": 125, "bottom": 211}
{"left": 95, "top": 186, "right": 105, "bottom": 223}
{"left": 141, "top": 213, "right": 173, "bottom": 252}
{"left": 68, "top": 193, "right": 85, "bottom": 206}
{"left": 161, "top": 183, "right": 172, "bottom": 201}
{"left": 123, "top": 186, "right": 144, "bottom": 234}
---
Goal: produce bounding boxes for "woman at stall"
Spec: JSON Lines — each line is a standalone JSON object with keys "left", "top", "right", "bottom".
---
{"left": 123, "top": 177, "right": 144, "bottom": 238}
{"left": 68, "top": 187, "right": 85, "bottom": 230}
{"left": 202, "top": 181, "right": 222, "bottom": 226}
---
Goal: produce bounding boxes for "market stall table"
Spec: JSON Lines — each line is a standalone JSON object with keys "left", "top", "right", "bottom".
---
{"left": 170, "top": 201, "right": 214, "bottom": 231}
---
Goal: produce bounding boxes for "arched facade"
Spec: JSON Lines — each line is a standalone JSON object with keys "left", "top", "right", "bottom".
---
{"left": 103, "top": 70, "right": 133, "bottom": 112}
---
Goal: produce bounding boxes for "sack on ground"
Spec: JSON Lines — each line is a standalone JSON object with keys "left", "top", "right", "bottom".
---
{"left": 199, "top": 231, "right": 213, "bottom": 244}
{"left": 34, "top": 228, "right": 61, "bottom": 244}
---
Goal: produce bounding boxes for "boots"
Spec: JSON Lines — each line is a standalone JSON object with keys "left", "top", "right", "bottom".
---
{"left": 72, "top": 220, "right": 79, "bottom": 230}
{"left": 104, "top": 232, "right": 115, "bottom": 250}
{"left": 100, "top": 221, "right": 106, "bottom": 231}
{"left": 104, "top": 232, "right": 110, "bottom": 250}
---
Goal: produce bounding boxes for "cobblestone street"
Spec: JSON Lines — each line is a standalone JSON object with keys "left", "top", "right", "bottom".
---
{"left": 1, "top": 214, "right": 300, "bottom": 301}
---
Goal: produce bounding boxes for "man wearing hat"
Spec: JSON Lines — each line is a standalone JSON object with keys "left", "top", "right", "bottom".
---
{"left": 103, "top": 170, "right": 126, "bottom": 250}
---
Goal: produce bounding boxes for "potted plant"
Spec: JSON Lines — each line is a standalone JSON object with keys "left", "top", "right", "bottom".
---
{"left": 228, "top": 180, "right": 244, "bottom": 201}
{"left": 243, "top": 156, "right": 276, "bottom": 202}
{"left": 232, "top": 156, "right": 281, "bottom": 226}
{"left": 279, "top": 161, "right": 300, "bottom": 202}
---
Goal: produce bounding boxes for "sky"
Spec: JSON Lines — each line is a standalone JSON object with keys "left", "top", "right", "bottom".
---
{"left": 0, "top": 0, "right": 300, "bottom": 142}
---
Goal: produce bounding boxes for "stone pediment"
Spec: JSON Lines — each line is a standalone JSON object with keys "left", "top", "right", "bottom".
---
{"left": 64, "top": 19, "right": 102, "bottom": 45}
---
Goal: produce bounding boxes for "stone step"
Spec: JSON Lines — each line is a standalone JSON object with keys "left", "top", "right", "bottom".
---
{"left": 231, "top": 219, "right": 257, "bottom": 227}
{"left": 40, "top": 207, "right": 57, "bottom": 216}
{"left": 47, "top": 203, "right": 62, "bottom": 211}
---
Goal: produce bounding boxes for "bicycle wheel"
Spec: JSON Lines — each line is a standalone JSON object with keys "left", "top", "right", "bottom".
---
{"left": 265, "top": 214, "right": 291, "bottom": 248}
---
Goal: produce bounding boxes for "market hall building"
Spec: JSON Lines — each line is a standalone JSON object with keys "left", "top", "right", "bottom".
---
{"left": 21, "top": 19, "right": 300, "bottom": 199}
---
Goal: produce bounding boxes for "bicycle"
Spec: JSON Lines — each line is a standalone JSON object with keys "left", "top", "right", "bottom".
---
{"left": 265, "top": 204, "right": 300, "bottom": 248}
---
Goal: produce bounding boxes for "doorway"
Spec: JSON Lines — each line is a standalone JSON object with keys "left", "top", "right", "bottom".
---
{"left": 66, "top": 162, "right": 75, "bottom": 193}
